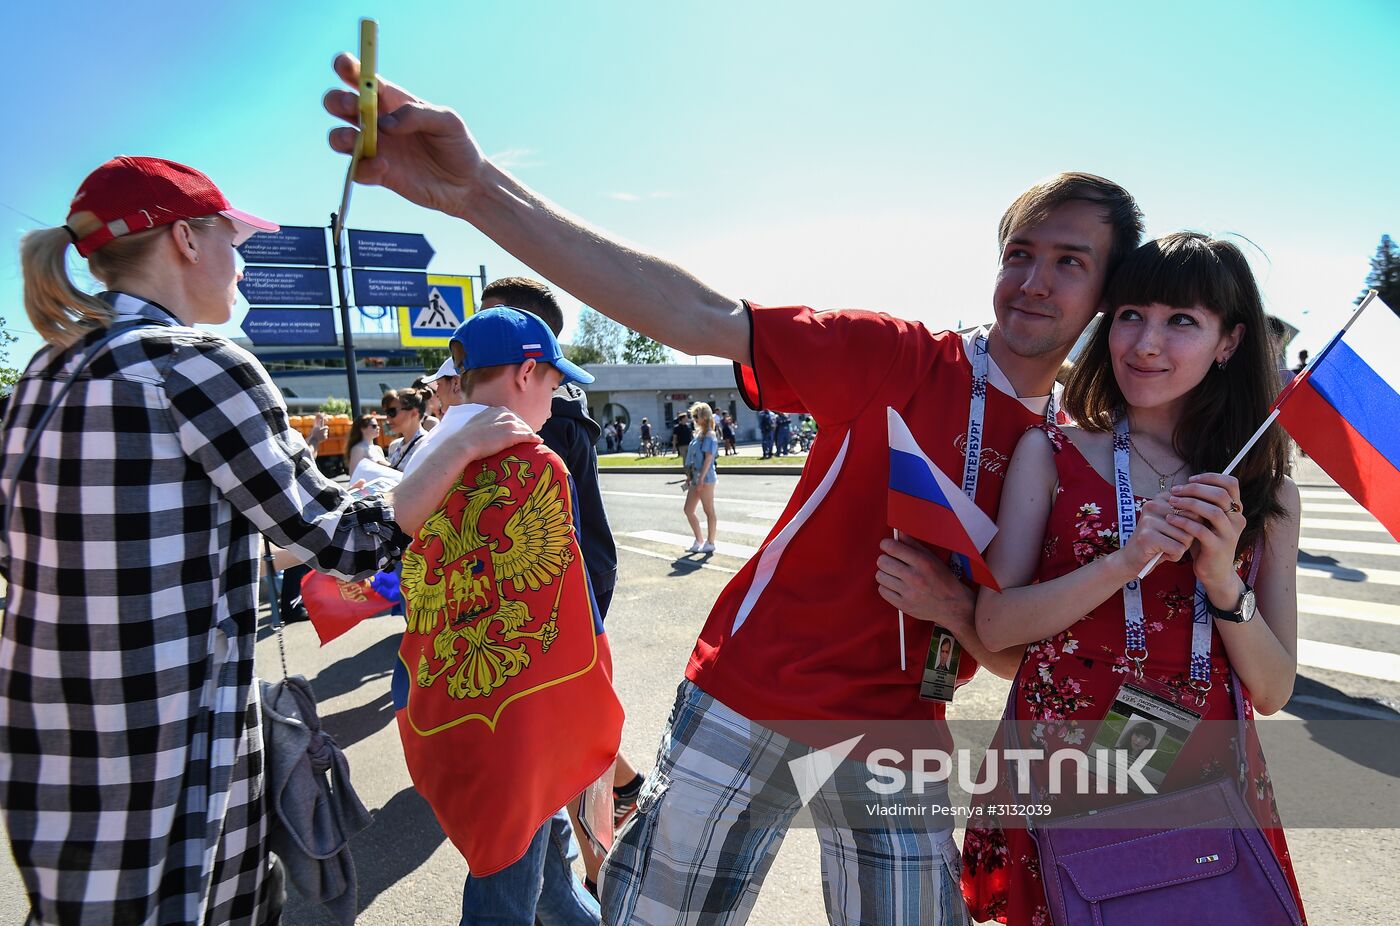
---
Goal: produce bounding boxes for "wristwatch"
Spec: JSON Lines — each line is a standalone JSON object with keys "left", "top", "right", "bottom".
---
{"left": 1208, "top": 583, "right": 1256, "bottom": 623}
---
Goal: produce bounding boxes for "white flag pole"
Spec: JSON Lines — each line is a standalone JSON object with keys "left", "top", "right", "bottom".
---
{"left": 1136, "top": 291, "right": 1379, "bottom": 579}
{"left": 894, "top": 528, "right": 907, "bottom": 670}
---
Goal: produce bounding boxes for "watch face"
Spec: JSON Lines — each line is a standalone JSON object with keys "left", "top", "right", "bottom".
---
{"left": 1239, "top": 588, "right": 1257, "bottom": 623}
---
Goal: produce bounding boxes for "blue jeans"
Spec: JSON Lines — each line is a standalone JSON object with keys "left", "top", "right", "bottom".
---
{"left": 460, "top": 810, "right": 599, "bottom": 925}
{"left": 761, "top": 432, "right": 773, "bottom": 457}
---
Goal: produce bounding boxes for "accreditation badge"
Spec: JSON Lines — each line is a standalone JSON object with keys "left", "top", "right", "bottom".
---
{"left": 1085, "top": 677, "right": 1203, "bottom": 795}
{"left": 918, "top": 626, "right": 963, "bottom": 703}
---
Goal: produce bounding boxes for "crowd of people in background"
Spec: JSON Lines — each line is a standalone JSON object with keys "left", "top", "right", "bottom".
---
{"left": 594, "top": 406, "right": 814, "bottom": 459}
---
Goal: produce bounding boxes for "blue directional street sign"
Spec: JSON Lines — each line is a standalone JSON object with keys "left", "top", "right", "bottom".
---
{"left": 352, "top": 269, "right": 430, "bottom": 307}
{"left": 238, "top": 266, "right": 333, "bottom": 306}
{"left": 236, "top": 225, "right": 328, "bottom": 266}
{"left": 348, "top": 229, "right": 435, "bottom": 270}
{"left": 240, "top": 308, "right": 337, "bottom": 346}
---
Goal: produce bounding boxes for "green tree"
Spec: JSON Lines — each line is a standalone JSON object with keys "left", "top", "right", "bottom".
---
{"left": 1357, "top": 234, "right": 1400, "bottom": 317}
{"left": 0, "top": 318, "right": 19, "bottom": 394}
{"left": 622, "top": 329, "right": 672, "bottom": 364}
{"left": 574, "top": 308, "right": 624, "bottom": 363}
{"left": 564, "top": 342, "right": 607, "bottom": 365}
{"left": 416, "top": 347, "right": 449, "bottom": 373}
{"left": 319, "top": 396, "right": 351, "bottom": 415}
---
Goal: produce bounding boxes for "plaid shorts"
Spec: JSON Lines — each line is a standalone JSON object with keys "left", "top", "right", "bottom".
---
{"left": 599, "top": 680, "right": 969, "bottom": 926}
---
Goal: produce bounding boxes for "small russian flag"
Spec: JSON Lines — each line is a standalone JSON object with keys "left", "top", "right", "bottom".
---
{"left": 522, "top": 342, "right": 544, "bottom": 358}
{"left": 887, "top": 407, "right": 1001, "bottom": 591}
{"left": 1274, "top": 293, "right": 1400, "bottom": 541}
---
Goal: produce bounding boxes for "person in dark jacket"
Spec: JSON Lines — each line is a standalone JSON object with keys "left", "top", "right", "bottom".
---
{"left": 672, "top": 411, "right": 693, "bottom": 459}
{"left": 480, "top": 277, "right": 642, "bottom": 893}
{"left": 542, "top": 386, "right": 617, "bottom": 612}
{"left": 773, "top": 411, "right": 791, "bottom": 457}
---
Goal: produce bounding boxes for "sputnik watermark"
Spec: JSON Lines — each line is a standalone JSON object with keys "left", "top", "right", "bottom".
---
{"left": 787, "top": 734, "right": 1160, "bottom": 800}
{"left": 866, "top": 747, "right": 1158, "bottom": 796}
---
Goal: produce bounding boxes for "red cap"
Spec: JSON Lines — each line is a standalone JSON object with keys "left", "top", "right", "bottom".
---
{"left": 68, "top": 156, "right": 278, "bottom": 257}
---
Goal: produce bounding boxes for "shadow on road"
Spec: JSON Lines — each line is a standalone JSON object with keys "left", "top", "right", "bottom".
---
{"left": 352, "top": 787, "right": 450, "bottom": 912}
{"left": 320, "top": 691, "right": 396, "bottom": 752}
{"left": 1297, "top": 551, "right": 1367, "bottom": 582}
{"left": 309, "top": 632, "right": 400, "bottom": 702}
{"left": 666, "top": 555, "right": 714, "bottom": 577}
{"left": 1276, "top": 675, "right": 1400, "bottom": 780}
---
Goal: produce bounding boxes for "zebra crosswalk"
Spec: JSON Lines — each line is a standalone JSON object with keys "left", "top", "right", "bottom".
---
{"left": 610, "top": 482, "right": 1400, "bottom": 693}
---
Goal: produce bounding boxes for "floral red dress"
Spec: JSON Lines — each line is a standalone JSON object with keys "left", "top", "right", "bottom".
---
{"left": 960, "top": 425, "right": 1305, "bottom": 924}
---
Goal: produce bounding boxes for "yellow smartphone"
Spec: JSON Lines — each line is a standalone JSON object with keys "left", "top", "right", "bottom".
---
{"left": 357, "top": 18, "right": 379, "bottom": 157}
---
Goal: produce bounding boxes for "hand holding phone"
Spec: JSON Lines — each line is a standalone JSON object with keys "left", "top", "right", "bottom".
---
{"left": 309, "top": 411, "right": 329, "bottom": 449}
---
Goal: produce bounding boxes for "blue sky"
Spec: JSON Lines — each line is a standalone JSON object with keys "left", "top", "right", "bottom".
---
{"left": 2, "top": 0, "right": 1396, "bottom": 367}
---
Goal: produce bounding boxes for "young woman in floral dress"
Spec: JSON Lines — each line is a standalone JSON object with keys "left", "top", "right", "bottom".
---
{"left": 961, "top": 232, "right": 1306, "bottom": 924}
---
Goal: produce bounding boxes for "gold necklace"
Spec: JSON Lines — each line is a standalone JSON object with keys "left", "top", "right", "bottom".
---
{"left": 1129, "top": 438, "right": 1184, "bottom": 491}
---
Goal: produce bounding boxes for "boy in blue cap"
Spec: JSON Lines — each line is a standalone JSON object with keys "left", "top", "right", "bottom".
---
{"left": 404, "top": 306, "right": 604, "bottom": 926}
{"left": 402, "top": 305, "right": 594, "bottom": 471}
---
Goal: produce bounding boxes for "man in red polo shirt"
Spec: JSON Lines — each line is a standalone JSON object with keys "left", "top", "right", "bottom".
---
{"left": 324, "top": 58, "right": 1142, "bottom": 926}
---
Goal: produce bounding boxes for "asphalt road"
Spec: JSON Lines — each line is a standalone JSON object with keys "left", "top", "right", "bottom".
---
{"left": 2, "top": 463, "right": 1397, "bottom": 923}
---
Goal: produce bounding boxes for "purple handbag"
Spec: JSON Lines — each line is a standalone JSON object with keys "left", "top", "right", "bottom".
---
{"left": 1003, "top": 672, "right": 1302, "bottom": 926}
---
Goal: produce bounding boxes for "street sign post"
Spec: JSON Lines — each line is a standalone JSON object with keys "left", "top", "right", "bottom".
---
{"left": 236, "top": 225, "right": 328, "bottom": 266}
{"left": 240, "top": 308, "right": 338, "bottom": 346}
{"left": 238, "top": 265, "right": 334, "bottom": 306}
{"left": 348, "top": 229, "right": 435, "bottom": 269}
{"left": 397, "top": 274, "right": 477, "bottom": 347}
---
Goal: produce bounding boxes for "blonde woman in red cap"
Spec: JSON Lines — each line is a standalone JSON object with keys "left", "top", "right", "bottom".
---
{"left": 0, "top": 157, "right": 537, "bottom": 925}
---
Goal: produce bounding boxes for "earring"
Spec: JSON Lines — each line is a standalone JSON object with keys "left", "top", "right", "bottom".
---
{"left": 1216, "top": 357, "right": 1228, "bottom": 371}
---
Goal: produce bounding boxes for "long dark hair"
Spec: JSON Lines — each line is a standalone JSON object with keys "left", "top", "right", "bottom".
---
{"left": 345, "top": 414, "right": 379, "bottom": 453}
{"left": 1063, "top": 232, "right": 1289, "bottom": 553}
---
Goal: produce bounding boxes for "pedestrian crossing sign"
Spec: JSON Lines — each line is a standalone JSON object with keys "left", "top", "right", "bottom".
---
{"left": 398, "top": 274, "right": 476, "bottom": 346}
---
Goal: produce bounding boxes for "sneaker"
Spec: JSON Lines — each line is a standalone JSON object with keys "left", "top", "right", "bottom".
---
{"left": 614, "top": 777, "right": 644, "bottom": 831}
{"left": 700, "top": 542, "right": 715, "bottom": 554}
{"left": 687, "top": 541, "right": 703, "bottom": 553}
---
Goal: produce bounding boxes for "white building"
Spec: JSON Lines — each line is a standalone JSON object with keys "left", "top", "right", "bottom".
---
{"left": 577, "top": 363, "right": 760, "bottom": 449}
{"left": 234, "top": 334, "right": 761, "bottom": 449}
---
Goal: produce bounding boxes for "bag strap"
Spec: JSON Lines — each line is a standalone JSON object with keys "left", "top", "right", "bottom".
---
{"left": 0, "top": 318, "right": 169, "bottom": 540}
{"left": 261, "top": 538, "right": 291, "bottom": 681}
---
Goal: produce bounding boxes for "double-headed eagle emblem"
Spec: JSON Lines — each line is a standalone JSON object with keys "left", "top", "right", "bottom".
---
{"left": 400, "top": 455, "right": 575, "bottom": 700}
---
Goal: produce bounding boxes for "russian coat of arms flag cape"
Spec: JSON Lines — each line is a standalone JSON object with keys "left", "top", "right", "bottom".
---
{"left": 1273, "top": 292, "right": 1400, "bottom": 541}
{"left": 393, "top": 441, "right": 624, "bottom": 875}
{"left": 886, "top": 407, "right": 1001, "bottom": 591}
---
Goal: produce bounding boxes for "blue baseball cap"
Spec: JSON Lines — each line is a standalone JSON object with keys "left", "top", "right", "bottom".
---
{"left": 449, "top": 306, "right": 594, "bottom": 385}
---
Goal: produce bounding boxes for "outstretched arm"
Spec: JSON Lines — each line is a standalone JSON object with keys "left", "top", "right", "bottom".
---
{"left": 323, "top": 54, "right": 750, "bottom": 364}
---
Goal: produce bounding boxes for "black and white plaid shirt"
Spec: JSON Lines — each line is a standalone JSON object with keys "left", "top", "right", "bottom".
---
{"left": 0, "top": 293, "right": 405, "bottom": 925}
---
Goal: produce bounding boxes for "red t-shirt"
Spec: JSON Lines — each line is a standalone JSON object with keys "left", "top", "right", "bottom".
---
{"left": 685, "top": 304, "right": 1057, "bottom": 745}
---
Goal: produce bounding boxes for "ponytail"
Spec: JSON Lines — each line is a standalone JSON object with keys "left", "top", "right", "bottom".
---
{"left": 20, "top": 226, "right": 113, "bottom": 346}
{"left": 20, "top": 213, "right": 221, "bottom": 348}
